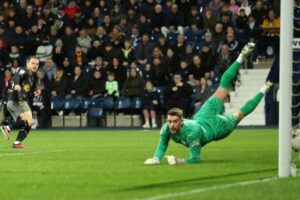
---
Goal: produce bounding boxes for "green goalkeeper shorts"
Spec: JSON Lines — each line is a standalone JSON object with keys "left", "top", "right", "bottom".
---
{"left": 192, "top": 96, "right": 238, "bottom": 141}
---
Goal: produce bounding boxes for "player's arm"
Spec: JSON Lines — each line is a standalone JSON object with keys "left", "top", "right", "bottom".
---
{"left": 144, "top": 126, "right": 171, "bottom": 165}
{"left": 165, "top": 135, "right": 201, "bottom": 165}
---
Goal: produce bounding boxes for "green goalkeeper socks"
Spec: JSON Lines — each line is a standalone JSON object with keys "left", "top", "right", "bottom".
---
{"left": 220, "top": 61, "right": 241, "bottom": 89}
{"left": 240, "top": 92, "right": 264, "bottom": 116}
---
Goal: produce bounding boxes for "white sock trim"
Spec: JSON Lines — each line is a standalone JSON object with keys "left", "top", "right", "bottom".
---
{"left": 236, "top": 55, "right": 243, "bottom": 63}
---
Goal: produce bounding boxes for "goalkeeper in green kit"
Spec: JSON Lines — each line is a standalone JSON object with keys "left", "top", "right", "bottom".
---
{"left": 144, "top": 42, "right": 273, "bottom": 165}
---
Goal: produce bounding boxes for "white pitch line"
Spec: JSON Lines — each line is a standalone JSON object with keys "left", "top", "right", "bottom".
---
{"left": 0, "top": 149, "right": 67, "bottom": 157}
{"left": 136, "top": 177, "right": 278, "bottom": 200}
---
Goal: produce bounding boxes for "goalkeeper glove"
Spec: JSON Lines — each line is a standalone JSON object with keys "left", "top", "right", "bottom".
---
{"left": 144, "top": 157, "right": 160, "bottom": 165}
{"left": 165, "top": 155, "right": 185, "bottom": 165}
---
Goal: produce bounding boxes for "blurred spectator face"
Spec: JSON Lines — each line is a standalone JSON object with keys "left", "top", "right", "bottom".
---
{"left": 45, "top": 59, "right": 54, "bottom": 68}
{"left": 0, "top": 40, "right": 5, "bottom": 49}
{"left": 94, "top": 7, "right": 100, "bottom": 16}
{"left": 166, "top": 49, "right": 174, "bottom": 57}
{"left": 105, "top": 44, "right": 112, "bottom": 51}
{"left": 34, "top": 0, "right": 43, "bottom": 6}
{"left": 124, "top": 40, "right": 131, "bottom": 49}
{"left": 230, "top": 0, "right": 236, "bottom": 5}
{"left": 200, "top": 77, "right": 206, "bottom": 86}
{"left": 248, "top": 15, "right": 255, "bottom": 23}
{"left": 112, "top": 26, "right": 120, "bottom": 34}
{"left": 221, "top": 44, "right": 229, "bottom": 55}
{"left": 201, "top": 45, "right": 210, "bottom": 53}
{"left": 31, "top": 25, "right": 39, "bottom": 33}
{"left": 19, "top": 0, "right": 27, "bottom": 9}
{"left": 268, "top": 10, "right": 276, "bottom": 20}
{"left": 221, "top": 4, "right": 229, "bottom": 12}
{"left": 8, "top": 20, "right": 16, "bottom": 29}
{"left": 113, "top": 58, "right": 119, "bottom": 66}
{"left": 177, "top": 34, "right": 185, "bottom": 43}
{"left": 173, "top": 74, "right": 182, "bottom": 84}
{"left": 190, "top": 7, "right": 198, "bottom": 16}
{"left": 139, "top": 15, "right": 147, "bottom": 24}
{"left": 4, "top": 69, "right": 12, "bottom": 78}
{"left": 158, "top": 36, "right": 165, "bottom": 44}
{"left": 171, "top": 4, "right": 178, "bottom": 14}
{"left": 85, "top": 0, "right": 92, "bottom": 6}
{"left": 147, "top": 0, "right": 154, "bottom": 3}
{"left": 154, "top": 4, "right": 163, "bottom": 14}
{"left": 93, "top": 71, "right": 102, "bottom": 79}
{"left": 130, "top": 68, "right": 137, "bottom": 77}
{"left": 9, "top": 8, "right": 16, "bottom": 18}
{"left": 142, "top": 34, "right": 149, "bottom": 44}
{"left": 75, "top": 46, "right": 82, "bottom": 53}
{"left": 95, "top": 57, "right": 103, "bottom": 66}
{"left": 87, "top": 18, "right": 95, "bottom": 26}
{"left": 226, "top": 33, "right": 235, "bottom": 42}
{"left": 104, "top": 15, "right": 111, "bottom": 24}
{"left": 93, "top": 40, "right": 101, "bottom": 48}
{"left": 37, "top": 70, "right": 46, "bottom": 80}
{"left": 12, "top": 59, "right": 20, "bottom": 67}
{"left": 38, "top": 18, "right": 46, "bottom": 27}
{"left": 108, "top": 74, "right": 115, "bottom": 81}
{"left": 79, "top": 29, "right": 87, "bottom": 38}
{"left": 63, "top": 58, "right": 70, "bottom": 67}
{"left": 130, "top": 62, "right": 137, "bottom": 69}
{"left": 186, "top": 45, "right": 193, "bottom": 54}
{"left": 96, "top": 26, "right": 106, "bottom": 35}
{"left": 226, "top": 26, "right": 235, "bottom": 34}
{"left": 205, "top": 8, "right": 212, "bottom": 17}
{"left": 99, "top": 0, "right": 105, "bottom": 7}
{"left": 255, "top": 1, "right": 263, "bottom": 10}
{"left": 43, "top": 6, "right": 51, "bottom": 15}
{"left": 215, "top": 23, "right": 223, "bottom": 33}
{"left": 131, "top": 26, "right": 139, "bottom": 35}
{"left": 193, "top": 55, "right": 201, "bottom": 65}
{"left": 113, "top": 5, "right": 120, "bottom": 14}
{"left": 11, "top": 45, "right": 19, "bottom": 53}
{"left": 145, "top": 81, "right": 153, "bottom": 91}
{"left": 239, "top": 9, "right": 246, "bottom": 17}
{"left": 221, "top": 15, "right": 230, "bottom": 24}
{"left": 214, "top": 0, "right": 221, "bottom": 4}
{"left": 74, "top": 66, "right": 81, "bottom": 76}
{"left": 153, "top": 58, "right": 160, "bottom": 65}
{"left": 68, "top": 1, "right": 77, "bottom": 8}
{"left": 15, "top": 26, "right": 23, "bottom": 34}
{"left": 152, "top": 47, "right": 162, "bottom": 57}
{"left": 241, "top": 0, "right": 248, "bottom": 6}
{"left": 65, "top": 27, "right": 73, "bottom": 35}
{"left": 26, "top": 5, "right": 34, "bottom": 14}
{"left": 180, "top": 61, "right": 188, "bottom": 69}
{"left": 120, "top": 17, "right": 127, "bottom": 25}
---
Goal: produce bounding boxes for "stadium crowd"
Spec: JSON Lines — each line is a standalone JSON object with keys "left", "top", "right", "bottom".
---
{"left": 0, "top": 0, "right": 281, "bottom": 128}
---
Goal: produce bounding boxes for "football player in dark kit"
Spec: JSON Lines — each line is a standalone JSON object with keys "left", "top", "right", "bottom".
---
{"left": 1, "top": 56, "right": 41, "bottom": 148}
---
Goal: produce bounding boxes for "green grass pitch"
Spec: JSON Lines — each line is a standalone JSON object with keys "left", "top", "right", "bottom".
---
{"left": 0, "top": 129, "right": 299, "bottom": 200}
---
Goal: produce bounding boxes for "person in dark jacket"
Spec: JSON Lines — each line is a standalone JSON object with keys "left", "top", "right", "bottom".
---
{"left": 164, "top": 73, "right": 193, "bottom": 117}
{"left": 121, "top": 68, "right": 145, "bottom": 98}
{"left": 66, "top": 66, "right": 87, "bottom": 99}
{"left": 141, "top": 81, "right": 159, "bottom": 129}
{"left": 50, "top": 69, "right": 67, "bottom": 98}
{"left": 88, "top": 70, "right": 106, "bottom": 98}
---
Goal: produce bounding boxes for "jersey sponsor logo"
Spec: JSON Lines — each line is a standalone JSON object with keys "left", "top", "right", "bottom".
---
{"left": 190, "top": 140, "right": 200, "bottom": 148}
{"left": 23, "top": 84, "right": 30, "bottom": 92}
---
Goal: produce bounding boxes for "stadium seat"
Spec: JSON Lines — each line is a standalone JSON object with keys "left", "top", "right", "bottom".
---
{"left": 64, "top": 97, "right": 82, "bottom": 110}
{"left": 89, "top": 97, "right": 105, "bottom": 108}
{"left": 104, "top": 97, "right": 115, "bottom": 110}
{"left": 87, "top": 107, "right": 104, "bottom": 119}
{"left": 51, "top": 97, "right": 65, "bottom": 110}
{"left": 115, "top": 97, "right": 131, "bottom": 109}
{"left": 131, "top": 97, "right": 141, "bottom": 109}
{"left": 82, "top": 97, "right": 91, "bottom": 109}
{"left": 166, "top": 32, "right": 179, "bottom": 44}
{"left": 156, "top": 86, "right": 165, "bottom": 109}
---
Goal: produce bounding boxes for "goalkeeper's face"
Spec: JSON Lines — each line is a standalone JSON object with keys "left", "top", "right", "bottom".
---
{"left": 167, "top": 115, "right": 183, "bottom": 134}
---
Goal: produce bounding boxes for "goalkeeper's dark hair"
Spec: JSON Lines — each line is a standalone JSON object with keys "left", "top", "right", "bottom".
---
{"left": 167, "top": 108, "right": 183, "bottom": 119}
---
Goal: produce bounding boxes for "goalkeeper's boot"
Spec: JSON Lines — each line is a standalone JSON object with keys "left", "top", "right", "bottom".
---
{"left": 240, "top": 42, "right": 255, "bottom": 60}
{"left": 12, "top": 143, "right": 28, "bottom": 149}
{"left": 1, "top": 125, "right": 10, "bottom": 140}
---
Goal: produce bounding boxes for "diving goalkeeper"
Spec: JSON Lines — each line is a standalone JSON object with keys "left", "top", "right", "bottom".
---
{"left": 144, "top": 42, "right": 273, "bottom": 165}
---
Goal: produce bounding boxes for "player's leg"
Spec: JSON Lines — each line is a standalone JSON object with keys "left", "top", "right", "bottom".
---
{"left": 233, "top": 81, "right": 273, "bottom": 122}
{"left": 213, "top": 42, "right": 256, "bottom": 102}
{"left": 12, "top": 111, "right": 32, "bottom": 148}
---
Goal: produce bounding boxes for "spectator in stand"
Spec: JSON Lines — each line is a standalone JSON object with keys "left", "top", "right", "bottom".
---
{"left": 203, "top": 7, "right": 217, "bottom": 31}
{"left": 134, "top": 34, "right": 154, "bottom": 66}
{"left": 26, "top": 24, "right": 44, "bottom": 56}
{"left": 71, "top": 45, "right": 87, "bottom": 68}
{"left": 136, "top": 14, "right": 152, "bottom": 35}
{"left": 92, "top": 7, "right": 104, "bottom": 27}
{"left": 118, "top": 16, "right": 132, "bottom": 36}
{"left": 151, "top": 4, "right": 167, "bottom": 33}
{"left": 77, "top": 29, "right": 92, "bottom": 54}
{"left": 121, "top": 68, "right": 145, "bottom": 99}
{"left": 20, "top": 4, "right": 38, "bottom": 32}
{"left": 245, "top": 14, "right": 262, "bottom": 43}
{"left": 52, "top": 39, "right": 65, "bottom": 67}
{"left": 11, "top": 25, "right": 27, "bottom": 53}
{"left": 87, "top": 39, "right": 104, "bottom": 62}
{"left": 141, "top": 81, "right": 159, "bottom": 129}
{"left": 220, "top": 32, "right": 241, "bottom": 60}
{"left": 108, "top": 57, "right": 127, "bottom": 87}
{"left": 120, "top": 39, "right": 135, "bottom": 68}
{"left": 105, "top": 72, "right": 119, "bottom": 100}
{"left": 36, "top": 36, "right": 53, "bottom": 64}
{"left": 182, "top": 44, "right": 195, "bottom": 65}
{"left": 208, "top": 0, "right": 224, "bottom": 15}
{"left": 9, "top": 45, "right": 23, "bottom": 64}
{"left": 130, "top": 24, "right": 141, "bottom": 48}
{"left": 61, "top": 57, "right": 74, "bottom": 81}
{"left": 236, "top": 9, "right": 248, "bottom": 31}
{"left": 0, "top": 40, "right": 10, "bottom": 66}
{"left": 166, "top": 48, "right": 180, "bottom": 75}
{"left": 0, "top": 69, "right": 12, "bottom": 97}
{"left": 239, "top": 0, "right": 251, "bottom": 16}
{"left": 94, "top": 25, "right": 109, "bottom": 44}
{"left": 91, "top": 57, "right": 107, "bottom": 77}
{"left": 140, "top": 0, "right": 156, "bottom": 19}
{"left": 37, "top": 69, "right": 51, "bottom": 92}
{"left": 186, "top": 6, "right": 203, "bottom": 34}
{"left": 50, "top": 69, "right": 67, "bottom": 98}
{"left": 200, "top": 44, "right": 215, "bottom": 76}
{"left": 40, "top": 4, "right": 56, "bottom": 30}
{"left": 177, "top": 59, "right": 193, "bottom": 83}
{"left": 102, "top": 15, "right": 113, "bottom": 34}
{"left": 61, "top": 26, "right": 77, "bottom": 57}
{"left": 173, "top": 34, "right": 186, "bottom": 58}
{"left": 156, "top": 34, "right": 170, "bottom": 55}
{"left": 164, "top": 73, "right": 193, "bottom": 117}
{"left": 251, "top": 0, "right": 267, "bottom": 25}
{"left": 161, "top": 3, "right": 184, "bottom": 37}
{"left": 152, "top": 57, "right": 170, "bottom": 87}
{"left": 103, "top": 43, "right": 118, "bottom": 66}
{"left": 42, "top": 58, "right": 57, "bottom": 81}
{"left": 111, "top": 4, "right": 126, "bottom": 25}
{"left": 193, "top": 77, "right": 212, "bottom": 112}
{"left": 260, "top": 9, "right": 280, "bottom": 56}
{"left": 8, "top": 58, "right": 23, "bottom": 75}
{"left": 66, "top": 66, "right": 87, "bottom": 100}
{"left": 88, "top": 70, "right": 106, "bottom": 98}
{"left": 219, "top": 4, "right": 234, "bottom": 30}
{"left": 72, "top": 9, "right": 86, "bottom": 33}
{"left": 81, "top": 0, "right": 94, "bottom": 18}
{"left": 108, "top": 25, "right": 126, "bottom": 51}
{"left": 64, "top": 0, "right": 80, "bottom": 20}
{"left": 214, "top": 43, "right": 233, "bottom": 76}
{"left": 212, "top": 22, "right": 226, "bottom": 45}
{"left": 148, "top": 46, "right": 165, "bottom": 65}
{"left": 190, "top": 55, "right": 207, "bottom": 81}
{"left": 229, "top": 0, "right": 240, "bottom": 17}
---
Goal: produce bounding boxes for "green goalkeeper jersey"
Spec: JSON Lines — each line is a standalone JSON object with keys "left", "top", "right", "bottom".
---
{"left": 154, "top": 119, "right": 214, "bottom": 164}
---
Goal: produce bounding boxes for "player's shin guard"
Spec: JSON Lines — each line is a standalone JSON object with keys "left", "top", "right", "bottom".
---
{"left": 240, "top": 92, "right": 264, "bottom": 117}
{"left": 219, "top": 61, "right": 241, "bottom": 89}
{"left": 15, "top": 129, "right": 28, "bottom": 143}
